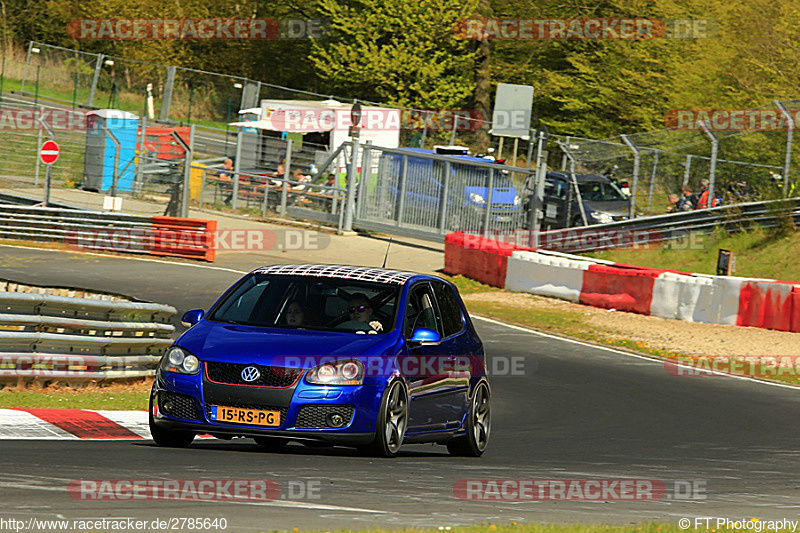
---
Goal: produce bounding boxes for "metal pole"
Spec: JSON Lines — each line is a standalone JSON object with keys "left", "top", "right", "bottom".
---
{"left": 20, "top": 41, "right": 33, "bottom": 95}
{"left": 34, "top": 109, "right": 43, "bottom": 186}
{"left": 134, "top": 115, "right": 147, "bottom": 196}
{"left": 44, "top": 165, "right": 51, "bottom": 206}
{"left": 280, "top": 139, "right": 293, "bottom": 217}
{"left": 0, "top": 56, "right": 5, "bottom": 106}
{"left": 342, "top": 137, "right": 358, "bottom": 230}
{"left": 530, "top": 130, "right": 548, "bottom": 242}
{"left": 180, "top": 125, "right": 195, "bottom": 218}
{"left": 34, "top": 65, "right": 40, "bottom": 108}
{"left": 159, "top": 66, "right": 176, "bottom": 121}
{"left": 683, "top": 155, "right": 692, "bottom": 187}
{"left": 775, "top": 99, "right": 794, "bottom": 196}
{"left": 699, "top": 122, "right": 718, "bottom": 206}
{"left": 620, "top": 134, "right": 640, "bottom": 219}
{"left": 648, "top": 149, "right": 659, "bottom": 208}
{"left": 449, "top": 112, "right": 458, "bottom": 146}
{"left": 483, "top": 169, "right": 495, "bottom": 234}
{"left": 357, "top": 141, "right": 372, "bottom": 220}
{"left": 560, "top": 136, "right": 570, "bottom": 171}
{"left": 72, "top": 71, "right": 78, "bottom": 109}
{"left": 396, "top": 155, "right": 408, "bottom": 225}
{"left": 87, "top": 54, "right": 104, "bottom": 108}
{"left": 438, "top": 161, "right": 451, "bottom": 233}
{"left": 420, "top": 111, "right": 429, "bottom": 149}
{"left": 498, "top": 137, "right": 504, "bottom": 160}
{"left": 232, "top": 127, "right": 242, "bottom": 209}
{"left": 511, "top": 137, "right": 519, "bottom": 169}
{"left": 568, "top": 157, "right": 588, "bottom": 226}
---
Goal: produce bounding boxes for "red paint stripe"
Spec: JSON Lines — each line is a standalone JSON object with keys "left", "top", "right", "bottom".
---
{"left": 17, "top": 409, "right": 143, "bottom": 439}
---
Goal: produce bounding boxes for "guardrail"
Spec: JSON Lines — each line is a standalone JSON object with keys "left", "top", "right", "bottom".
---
{"left": 0, "top": 285, "right": 176, "bottom": 384}
{"left": 0, "top": 204, "right": 216, "bottom": 261}
{"left": 491, "top": 197, "right": 800, "bottom": 253}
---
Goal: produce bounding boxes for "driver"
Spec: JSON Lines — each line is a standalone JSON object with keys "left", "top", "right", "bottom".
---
{"left": 347, "top": 293, "right": 383, "bottom": 332}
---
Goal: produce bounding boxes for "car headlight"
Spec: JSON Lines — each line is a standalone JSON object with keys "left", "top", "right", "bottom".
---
{"left": 513, "top": 195, "right": 522, "bottom": 206}
{"left": 160, "top": 346, "right": 200, "bottom": 375}
{"left": 592, "top": 211, "right": 614, "bottom": 224}
{"left": 306, "top": 360, "right": 363, "bottom": 386}
{"left": 469, "top": 192, "right": 486, "bottom": 205}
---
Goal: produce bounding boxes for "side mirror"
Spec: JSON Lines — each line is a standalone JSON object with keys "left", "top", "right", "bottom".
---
{"left": 408, "top": 328, "right": 442, "bottom": 346}
{"left": 181, "top": 309, "right": 204, "bottom": 327}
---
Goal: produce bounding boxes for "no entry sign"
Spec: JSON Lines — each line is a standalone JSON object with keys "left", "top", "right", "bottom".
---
{"left": 39, "top": 140, "right": 60, "bottom": 165}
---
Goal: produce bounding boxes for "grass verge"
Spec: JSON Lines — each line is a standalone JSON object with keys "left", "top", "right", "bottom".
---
{"left": 0, "top": 379, "right": 151, "bottom": 410}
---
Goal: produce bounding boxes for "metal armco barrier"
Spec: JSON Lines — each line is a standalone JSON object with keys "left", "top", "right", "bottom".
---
{"left": 0, "top": 288, "right": 176, "bottom": 383}
{"left": 0, "top": 205, "right": 216, "bottom": 262}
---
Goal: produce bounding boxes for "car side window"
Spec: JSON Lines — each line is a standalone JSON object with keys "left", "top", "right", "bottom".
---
{"left": 404, "top": 283, "right": 442, "bottom": 338}
{"left": 432, "top": 282, "right": 465, "bottom": 338}
{"left": 544, "top": 178, "right": 567, "bottom": 199}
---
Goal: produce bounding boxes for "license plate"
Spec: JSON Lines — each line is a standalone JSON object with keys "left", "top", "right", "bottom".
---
{"left": 209, "top": 405, "right": 280, "bottom": 426}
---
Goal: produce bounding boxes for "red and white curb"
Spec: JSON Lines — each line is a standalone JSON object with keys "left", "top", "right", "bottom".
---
{"left": 0, "top": 409, "right": 151, "bottom": 440}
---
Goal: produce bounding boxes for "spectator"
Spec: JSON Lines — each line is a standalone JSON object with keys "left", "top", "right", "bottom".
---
{"left": 270, "top": 163, "right": 285, "bottom": 186}
{"left": 696, "top": 179, "right": 710, "bottom": 209}
{"left": 219, "top": 157, "right": 234, "bottom": 181}
{"left": 675, "top": 186, "right": 697, "bottom": 212}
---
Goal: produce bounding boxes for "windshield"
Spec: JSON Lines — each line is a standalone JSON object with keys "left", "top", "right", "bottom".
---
{"left": 578, "top": 181, "right": 627, "bottom": 202}
{"left": 209, "top": 274, "right": 400, "bottom": 333}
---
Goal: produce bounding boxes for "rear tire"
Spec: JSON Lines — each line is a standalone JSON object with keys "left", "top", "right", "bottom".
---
{"left": 363, "top": 379, "right": 408, "bottom": 458}
{"left": 447, "top": 381, "right": 490, "bottom": 457}
{"left": 148, "top": 389, "right": 195, "bottom": 448}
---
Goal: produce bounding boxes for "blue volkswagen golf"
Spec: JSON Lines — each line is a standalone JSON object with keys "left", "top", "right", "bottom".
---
{"left": 149, "top": 265, "right": 491, "bottom": 457}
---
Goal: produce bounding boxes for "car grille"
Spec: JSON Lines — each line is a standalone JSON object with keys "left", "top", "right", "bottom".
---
{"left": 204, "top": 402, "right": 288, "bottom": 425}
{"left": 158, "top": 391, "right": 202, "bottom": 421}
{"left": 295, "top": 405, "right": 355, "bottom": 429}
{"left": 206, "top": 362, "right": 302, "bottom": 388}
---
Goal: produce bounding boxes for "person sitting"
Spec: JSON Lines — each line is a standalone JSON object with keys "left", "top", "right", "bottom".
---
{"left": 284, "top": 300, "right": 317, "bottom": 327}
{"left": 270, "top": 163, "right": 286, "bottom": 186}
{"left": 675, "top": 186, "right": 697, "bottom": 212}
{"left": 217, "top": 157, "right": 235, "bottom": 203}
{"left": 696, "top": 179, "right": 710, "bottom": 209}
{"left": 340, "top": 293, "right": 383, "bottom": 332}
{"left": 285, "top": 300, "right": 305, "bottom": 326}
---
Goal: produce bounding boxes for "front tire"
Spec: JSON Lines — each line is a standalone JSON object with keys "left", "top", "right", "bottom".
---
{"left": 148, "top": 388, "right": 195, "bottom": 448}
{"left": 363, "top": 379, "right": 408, "bottom": 458}
{"left": 447, "top": 381, "right": 491, "bottom": 457}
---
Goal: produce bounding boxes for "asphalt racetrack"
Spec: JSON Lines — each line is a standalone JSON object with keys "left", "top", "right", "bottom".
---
{"left": 0, "top": 245, "right": 798, "bottom": 530}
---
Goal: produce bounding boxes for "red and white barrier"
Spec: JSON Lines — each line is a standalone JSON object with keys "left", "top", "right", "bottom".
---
{"left": 444, "top": 232, "right": 800, "bottom": 334}
{"left": 506, "top": 251, "right": 593, "bottom": 302}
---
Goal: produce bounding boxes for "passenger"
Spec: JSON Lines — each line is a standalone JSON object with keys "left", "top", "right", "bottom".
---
{"left": 675, "top": 186, "right": 697, "bottom": 212}
{"left": 347, "top": 293, "right": 383, "bottom": 332}
{"left": 286, "top": 301, "right": 305, "bottom": 326}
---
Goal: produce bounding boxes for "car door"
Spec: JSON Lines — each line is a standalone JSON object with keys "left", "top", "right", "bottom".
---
{"left": 403, "top": 281, "right": 455, "bottom": 432}
{"left": 542, "top": 176, "right": 570, "bottom": 229}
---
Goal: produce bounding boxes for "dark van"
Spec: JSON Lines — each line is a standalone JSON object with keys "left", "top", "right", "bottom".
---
{"left": 529, "top": 171, "right": 631, "bottom": 229}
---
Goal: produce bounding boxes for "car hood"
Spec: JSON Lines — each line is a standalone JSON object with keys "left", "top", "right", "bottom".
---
{"left": 465, "top": 185, "right": 518, "bottom": 205}
{"left": 176, "top": 320, "right": 396, "bottom": 366}
{"left": 583, "top": 200, "right": 630, "bottom": 216}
